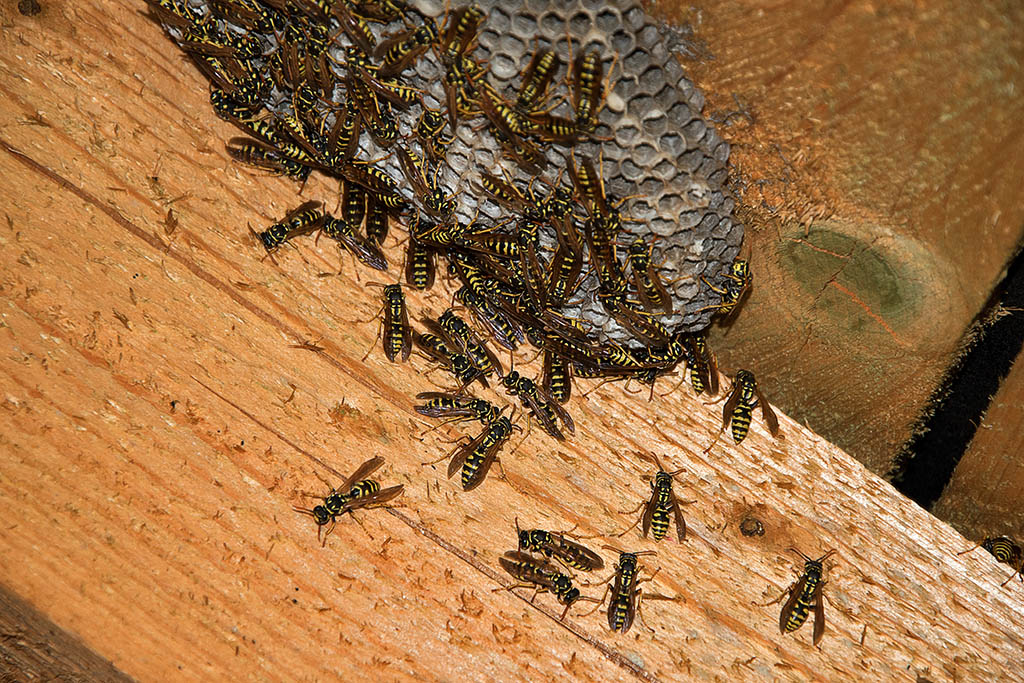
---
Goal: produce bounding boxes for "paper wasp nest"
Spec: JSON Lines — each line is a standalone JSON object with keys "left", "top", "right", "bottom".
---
{"left": 405, "top": 0, "right": 743, "bottom": 340}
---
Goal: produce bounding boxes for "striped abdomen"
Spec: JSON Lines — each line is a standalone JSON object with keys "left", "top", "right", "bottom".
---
{"left": 783, "top": 575, "right": 820, "bottom": 633}
{"left": 731, "top": 405, "right": 753, "bottom": 443}
{"left": 650, "top": 475, "right": 674, "bottom": 541}
{"left": 342, "top": 480, "right": 380, "bottom": 506}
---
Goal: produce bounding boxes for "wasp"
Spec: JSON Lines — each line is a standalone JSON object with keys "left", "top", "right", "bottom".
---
{"left": 516, "top": 48, "right": 559, "bottom": 115}
{"left": 453, "top": 285, "right": 524, "bottom": 352}
{"left": 376, "top": 19, "right": 439, "bottom": 78}
{"left": 324, "top": 101, "right": 361, "bottom": 165}
{"left": 542, "top": 351, "right": 572, "bottom": 404}
{"left": 396, "top": 146, "right": 455, "bottom": 220}
{"left": 525, "top": 112, "right": 580, "bottom": 145}
{"left": 340, "top": 161, "right": 405, "bottom": 209}
{"left": 333, "top": 2, "right": 376, "bottom": 55}
{"left": 364, "top": 193, "right": 389, "bottom": 245}
{"left": 720, "top": 370, "right": 779, "bottom": 445}
{"left": 405, "top": 232, "right": 436, "bottom": 290}
{"left": 414, "top": 332, "right": 487, "bottom": 389}
{"left": 439, "top": 4, "right": 484, "bottom": 64}
{"left": 626, "top": 235, "right": 673, "bottom": 315}
{"left": 414, "top": 392, "right": 501, "bottom": 426}
{"left": 341, "top": 180, "right": 367, "bottom": 232}
{"left": 293, "top": 455, "right": 404, "bottom": 545}
{"left": 618, "top": 452, "right": 687, "bottom": 543}
{"left": 251, "top": 201, "right": 324, "bottom": 254}
{"left": 210, "top": 85, "right": 262, "bottom": 122}
{"left": 498, "top": 551, "right": 598, "bottom": 619}
{"left": 501, "top": 369, "right": 574, "bottom": 441}
{"left": 769, "top": 548, "right": 836, "bottom": 646}
{"left": 228, "top": 141, "right": 312, "bottom": 181}
{"left": 426, "top": 310, "right": 502, "bottom": 378}
{"left": 363, "top": 283, "right": 411, "bottom": 362}
{"left": 700, "top": 259, "right": 751, "bottom": 320}
{"left": 571, "top": 49, "right": 605, "bottom": 133}
{"left": 321, "top": 216, "right": 388, "bottom": 271}
{"left": 346, "top": 75, "right": 398, "bottom": 147}
{"left": 686, "top": 332, "right": 719, "bottom": 396}
{"left": 446, "top": 415, "right": 517, "bottom": 491}
{"left": 442, "top": 54, "right": 483, "bottom": 133}
{"left": 516, "top": 519, "right": 603, "bottom": 572}
{"left": 599, "top": 288, "right": 672, "bottom": 346}
{"left": 594, "top": 546, "right": 673, "bottom": 633}
{"left": 958, "top": 536, "right": 1024, "bottom": 586}
{"left": 416, "top": 107, "right": 455, "bottom": 162}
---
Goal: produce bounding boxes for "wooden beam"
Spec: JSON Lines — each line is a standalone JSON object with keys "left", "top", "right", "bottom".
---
{"left": 650, "top": 0, "right": 1024, "bottom": 473}
{"left": 0, "top": 583, "right": 132, "bottom": 681}
{"left": 934, "top": 342, "right": 1024, "bottom": 540}
{"left": 0, "top": 1, "right": 1023, "bottom": 681}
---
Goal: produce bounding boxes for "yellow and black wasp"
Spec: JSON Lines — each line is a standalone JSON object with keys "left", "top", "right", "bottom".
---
{"left": 438, "top": 3, "right": 484, "bottom": 65}
{"left": 414, "top": 392, "right": 501, "bottom": 426}
{"left": 542, "top": 351, "right": 572, "bottom": 404}
{"left": 363, "top": 283, "right": 411, "bottom": 363}
{"left": 684, "top": 332, "right": 719, "bottom": 396}
{"left": 364, "top": 193, "right": 389, "bottom": 245}
{"left": 571, "top": 48, "right": 605, "bottom": 134}
{"left": 346, "top": 75, "right": 398, "bottom": 147}
{"left": 618, "top": 452, "right": 687, "bottom": 543}
{"left": 701, "top": 259, "right": 751, "bottom": 320}
{"left": 396, "top": 146, "right": 455, "bottom": 220}
{"left": 376, "top": 17, "right": 439, "bottom": 78}
{"left": 594, "top": 546, "right": 674, "bottom": 634}
{"left": 958, "top": 536, "right": 1024, "bottom": 586}
{"left": 626, "top": 235, "right": 673, "bottom": 315}
{"left": 293, "top": 455, "right": 404, "bottom": 545}
{"left": 414, "top": 331, "right": 487, "bottom": 389}
{"left": 770, "top": 548, "right": 836, "bottom": 646}
{"left": 445, "top": 415, "right": 518, "bottom": 491}
{"left": 498, "top": 551, "right": 599, "bottom": 619}
{"left": 515, "top": 518, "right": 604, "bottom": 572}
{"left": 516, "top": 47, "right": 560, "bottom": 116}
{"left": 424, "top": 309, "right": 503, "bottom": 378}
{"left": 405, "top": 233, "right": 436, "bottom": 290}
{"left": 501, "top": 369, "right": 574, "bottom": 441}
{"left": 339, "top": 161, "right": 405, "bottom": 209}
{"left": 251, "top": 200, "right": 324, "bottom": 254}
{"left": 320, "top": 215, "right": 388, "bottom": 271}
{"left": 453, "top": 285, "right": 524, "bottom": 352}
{"left": 415, "top": 107, "right": 455, "bottom": 162}
{"left": 719, "top": 369, "right": 780, "bottom": 445}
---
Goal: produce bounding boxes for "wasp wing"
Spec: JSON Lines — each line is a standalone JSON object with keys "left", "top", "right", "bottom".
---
{"left": 778, "top": 577, "right": 807, "bottom": 635}
{"left": 669, "top": 491, "right": 687, "bottom": 542}
{"left": 811, "top": 580, "right": 826, "bottom": 645}
{"left": 756, "top": 386, "right": 780, "bottom": 436}
{"left": 338, "top": 456, "right": 385, "bottom": 495}
{"left": 722, "top": 384, "right": 742, "bottom": 432}
{"left": 446, "top": 426, "right": 490, "bottom": 480}
{"left": 341, "top": 484, "right": 404, "bottom": 512}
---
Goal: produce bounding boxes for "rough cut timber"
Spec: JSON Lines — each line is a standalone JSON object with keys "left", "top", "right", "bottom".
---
{"left": 1, "top": 1, "right": 1024, "bottom": 682}
{"left": 649, "top": 0, "right": 1024, "bottom": 474}
{"left": 0, "top": 584, "right": 132, "bottom": 680}
{"left": 934, "top": 342, "right": 1024, "bottom": 541}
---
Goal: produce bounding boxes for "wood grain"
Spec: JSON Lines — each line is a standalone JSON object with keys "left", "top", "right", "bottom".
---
{"left": 0, "top": 582, "right": 131, "bottom": 681}
{"left": 934, "top": 342, "right": 1024, "bottom": 541}
{"left": 651, "top": 0, "right": 1024, "bottom": 473}
{"left": 0, "top": 1, "right": 1023, "bottom": 681}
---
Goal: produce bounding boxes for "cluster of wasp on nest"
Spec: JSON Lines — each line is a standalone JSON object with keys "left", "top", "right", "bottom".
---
{"left": 146, "top": 0, "right": 854, "bottom": 643}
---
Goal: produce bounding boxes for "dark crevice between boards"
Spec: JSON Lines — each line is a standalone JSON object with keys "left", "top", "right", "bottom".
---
{"left": 890, "top": 245, "right": 1024, "bottom": 510}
